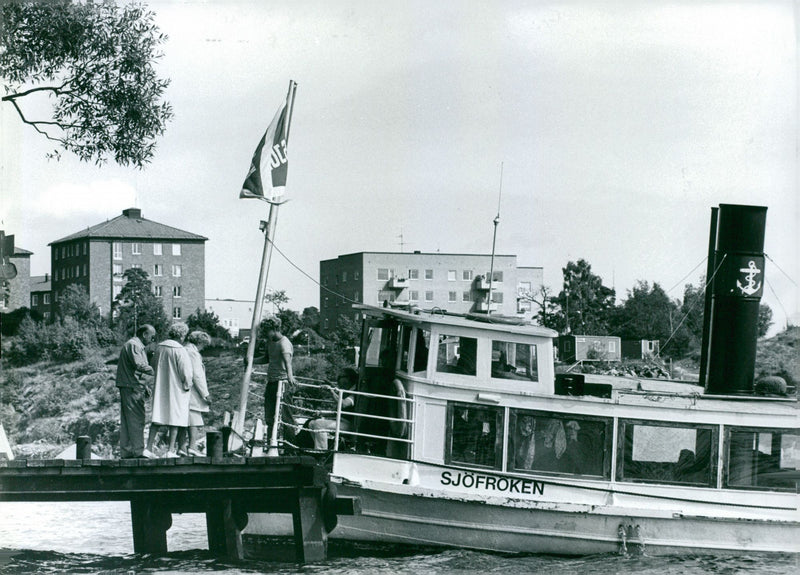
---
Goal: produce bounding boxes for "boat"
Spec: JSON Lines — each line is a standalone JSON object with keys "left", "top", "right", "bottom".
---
{"left": 245, "top": 203, "right": 799, "bottom": 555}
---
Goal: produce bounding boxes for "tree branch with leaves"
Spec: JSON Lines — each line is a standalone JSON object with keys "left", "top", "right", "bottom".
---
{"left": 0, "top": 0, "right": 173, "bottom": 167}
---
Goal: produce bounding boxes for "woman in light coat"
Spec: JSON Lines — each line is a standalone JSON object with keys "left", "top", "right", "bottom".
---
{"left": 184, "top": 330, "right": 211, "bottom": 455}
{"left": 146, "top": 322, "right": 192, "bottom": 457}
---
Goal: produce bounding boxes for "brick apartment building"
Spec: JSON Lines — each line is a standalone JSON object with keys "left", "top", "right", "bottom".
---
{"left": 319, "top": 251, "right": 543, "bottom": 335}
{"left": 49, "top": 208, "right": 207, "bottom": 321}
{"left": 29, "top": 274, "right": 52, "bottom": 320}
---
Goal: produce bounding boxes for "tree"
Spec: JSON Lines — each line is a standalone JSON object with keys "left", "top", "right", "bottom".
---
{"left": 113, "top": 268, "right": 168, "bottom": 336}
{"left": 757, "top": 304, "right": 773, "bottom": 337}
{"left": 611, "top": 281, "right": 675, "bottom": 341}
{"left": 264, "top": 289, "right": 289, "bottom": 312}
{"left": 301, "top": 306, "right": 320, "bottom": 332}
{"left": 56, "top": 284, "right": 102, "bottom": 327}
{"left": 551, "top": 260, "right": 616, "bottom": 334}
{"left": 0, "top": 0, "right": 172, "bottom": 167}
{"left": 186, "top": 307, "right": 229, "bottom": 340}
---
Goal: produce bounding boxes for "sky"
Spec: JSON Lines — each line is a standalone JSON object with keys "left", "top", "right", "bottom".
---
{"left": 1, "top": 0, "right": 798, "bottom": 335}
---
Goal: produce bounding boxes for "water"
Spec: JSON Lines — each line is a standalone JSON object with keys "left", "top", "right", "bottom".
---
{"left": 1, "top": 502, "right": 797, "bottom": 574}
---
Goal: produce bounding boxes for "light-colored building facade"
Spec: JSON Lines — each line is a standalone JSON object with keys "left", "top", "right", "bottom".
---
{"left": 0, "top": 242, "right": 32, "bottom": 313}
{"left": 50, "top": 208, "right": 207, "bottom": 321}
{"left": 319, "top": 251, "right": 543, "bottom": 335}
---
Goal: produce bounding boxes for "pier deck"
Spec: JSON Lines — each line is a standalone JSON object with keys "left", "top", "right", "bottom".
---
{"left": 0, "top": 454, "right": 358, "bottom": 562}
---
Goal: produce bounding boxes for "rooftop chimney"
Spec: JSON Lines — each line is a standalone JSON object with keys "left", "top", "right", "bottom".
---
{"left": 122, "top": 208, "right": 142, "bottom": 219}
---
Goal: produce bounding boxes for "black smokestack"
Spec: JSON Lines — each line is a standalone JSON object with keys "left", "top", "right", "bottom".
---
{"left": 703, "top": 204, "right": 767, "bottom": 395}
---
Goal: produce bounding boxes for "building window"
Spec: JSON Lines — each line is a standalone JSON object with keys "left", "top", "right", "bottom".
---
{"left": 342, "top": 271, "right": 347, "bottom": 282}
{"left": 608, "top": 340, "right": 616, "bottom": 353}
{"left": 487, "top": 271, "right": 503, "bottom": 283}
{"left": 131, "top": 242, "right": 141, "bottom": 255}
{"left": 425, "top": 291, "right": 434, "bottom": 302}
{"left": 43, "top": 294, "right": 50, "bottom": 304}
{"left": 113, "top": 242, "right": 122, "bottom": 260}
{"left": 462, "top": 270, "right": 473, "bottom": 281}
{"left": 113, "top": 285, "right": 122, "bottom": 299}
{"left": 448, "top": 270, "right": 457, "bottom": 281}
{"left": 462, "top": 291, "right": 471, "bottom": 302}
{"left": 354, "top": 271, "right": 360, "bottom": 281}
{"left": 75, "top": 265, "right": 80, "bottom": 277}
{"left": 131, "top": 263, "right": 141, "bottom": 269}
{"left": 409, "top": 290, "right": 419, "bottom": 301}
{"left": 173, "top": 285, "right": 182, "bottom": 297}
{"left": 377, "top": 268, "right": 389, "bottom": 281}
{"left": 448, "top": 291, "right": 457, "bottom": 302}
{"left": 154, "top": 264, "right": 163, "bottom": 277}
{"left": 32, "top": 294, "right": 38, "bottom": 306}
{"left": 173, "top": 307, "right": 182, "bottom": 319}
{"left": 153, "top": 243, "right": 162, "bottom": 256}
{"left": 354, "top": 290, "right": 361, "bottom": 301}
{"left": 518, "top": 281, "right": 532, "bottom": 295}
{"left": 172, "top": 243, "right": 181, "bottom": 256}
{"left": 83, "top": 243, "right": 87, "bottom": 255}
{"left": 172, "top": 264, "right": 182, "bottom": 277}
{"left": 43, "top": 312, "right": 51, "bottom": 320}
{"left": 408, "top": 269, "right": 419, "bottom": 280}
{"left": 113, "top": 263, "right": 123, "bottom": 278}
{"left": 491, "top": 292, "right": 504, "bottom": 303}
{"left": 83, "top": 264, "right": 88, "bottom": 276}
{"left": 425, "top": 269, "right": 434, "bottom": 280}
{"left": 153, "top": 286, "right": 163, "bottom": 297}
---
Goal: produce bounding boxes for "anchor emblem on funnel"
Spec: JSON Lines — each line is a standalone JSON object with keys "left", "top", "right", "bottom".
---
{"left": 736, "top": 260, "right": 762, "bottom": 296}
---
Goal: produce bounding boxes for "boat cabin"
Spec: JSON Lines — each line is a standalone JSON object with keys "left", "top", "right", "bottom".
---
{"left": 340, "top": 304, "right": 798, "bottom": 495}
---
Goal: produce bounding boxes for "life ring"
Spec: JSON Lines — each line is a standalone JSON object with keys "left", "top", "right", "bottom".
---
{"left": 322, "top": 482, "right": 338, "bottom": 533}
{"left": 388, "top": 378, "right": 408, "bottom": 438}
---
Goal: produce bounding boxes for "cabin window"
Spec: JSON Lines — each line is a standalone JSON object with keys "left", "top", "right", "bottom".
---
{"left": 725, "top": 428, "right": 799, "bottom": 491}
{"left": 618, "top": 421, "right": 716, "bottom": 486}
{"left": 508, "top": 410, "right": 610, "bottom": 477}
{"left": 447, "top": 402, "right": 503, "bottom": 469}
{"left": 491, "top": 341, "right": 538, "bottom": 382}
{"left": 436, "top": 334, "right": 477, "bottom": 376}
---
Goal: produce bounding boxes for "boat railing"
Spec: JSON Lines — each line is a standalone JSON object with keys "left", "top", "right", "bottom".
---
{"left": 267, "top": 377, "right": 413, "bottom": 453}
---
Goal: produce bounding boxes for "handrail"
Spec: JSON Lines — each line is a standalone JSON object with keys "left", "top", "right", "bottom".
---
{"left": 268, "top": 377, "right": 414, "bottom": 453}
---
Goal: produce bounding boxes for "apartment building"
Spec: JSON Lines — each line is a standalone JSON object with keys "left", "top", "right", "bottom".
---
{"left": 49, "top": 208, "right": 207, "bottom": 321}
{"left": 319, "top": 251, "right": 543, "bottom": 335}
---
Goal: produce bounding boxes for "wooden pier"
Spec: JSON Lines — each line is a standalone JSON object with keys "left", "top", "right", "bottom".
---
{"left": 0, "top": 446, "right": 359, "bottom": 562}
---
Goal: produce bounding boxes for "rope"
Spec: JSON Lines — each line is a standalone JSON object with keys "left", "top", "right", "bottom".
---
{"left": 664, "top": 256, "right": 707, "bottom": 295}
{"left": 765, "top": 253, "right": 798, "bottom": 288}
{"left": 659, "top": 254, "right": 727, "bottom": 355}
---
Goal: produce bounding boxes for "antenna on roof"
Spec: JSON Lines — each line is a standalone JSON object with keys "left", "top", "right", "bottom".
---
{"left": 487, "top": 162, "right": 503, "bottom": 315}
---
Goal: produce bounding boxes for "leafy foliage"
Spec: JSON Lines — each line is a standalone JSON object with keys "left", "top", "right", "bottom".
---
{"left": 112, "top": 267, "right": 169, "bottom": 337}
{"left": 187, "top": 307, "right": 230, "bottom": 340}
{"left": 551, "top": 260, "right": 616, "bottom": 334}
{"left": 0, "top": 0, "right": 172, "bottom": 167}
{"left": 757, "top": 304, "right": 773, "bottom": 338}
{"left": 56, "top": 283, "right": 103, "bottom": 326}
{"left": 1, "top": 306, "right": 43, "bottom": 336}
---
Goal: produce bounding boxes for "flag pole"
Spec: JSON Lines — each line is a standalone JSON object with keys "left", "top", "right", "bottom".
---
{"left": 232, "top": 80, "right": 297, "bottom": 453}
{"left": 487, "top": 162, "right": 503, "bottom": 315}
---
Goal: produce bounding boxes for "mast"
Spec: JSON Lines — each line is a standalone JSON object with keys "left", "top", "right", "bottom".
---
{"left": 486, "top": 162, "right": 503, "bottom": 315}
{"left": 233, "top": 80, "right": 297, "bottom": 452}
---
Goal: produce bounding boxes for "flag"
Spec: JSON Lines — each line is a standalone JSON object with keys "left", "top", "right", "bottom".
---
{"left": 240, "top": 84, "right": 295, "bottom": 201}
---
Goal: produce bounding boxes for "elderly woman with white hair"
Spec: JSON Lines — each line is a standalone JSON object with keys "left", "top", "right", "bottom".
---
{"left": 146, "top": 322, "right": 193, "bottom": 457}
{"left": 183, "top": 330, "right": 211, "bottom": 455}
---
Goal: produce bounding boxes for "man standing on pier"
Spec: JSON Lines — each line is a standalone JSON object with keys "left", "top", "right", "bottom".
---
{"left": 116, "top": 324, "right": 157, "bottom": 458}
{"left": 262, "top": 316, "right": 297, "bottom": 445}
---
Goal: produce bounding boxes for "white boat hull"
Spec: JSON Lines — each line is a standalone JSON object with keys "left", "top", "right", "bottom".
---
{"left": 245, "top": 455, "right": 800, "bottom": 555}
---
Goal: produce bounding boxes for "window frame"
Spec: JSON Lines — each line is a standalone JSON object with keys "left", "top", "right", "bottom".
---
{"left": 616, "top": 419, "right": 719, "bottom": 487}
